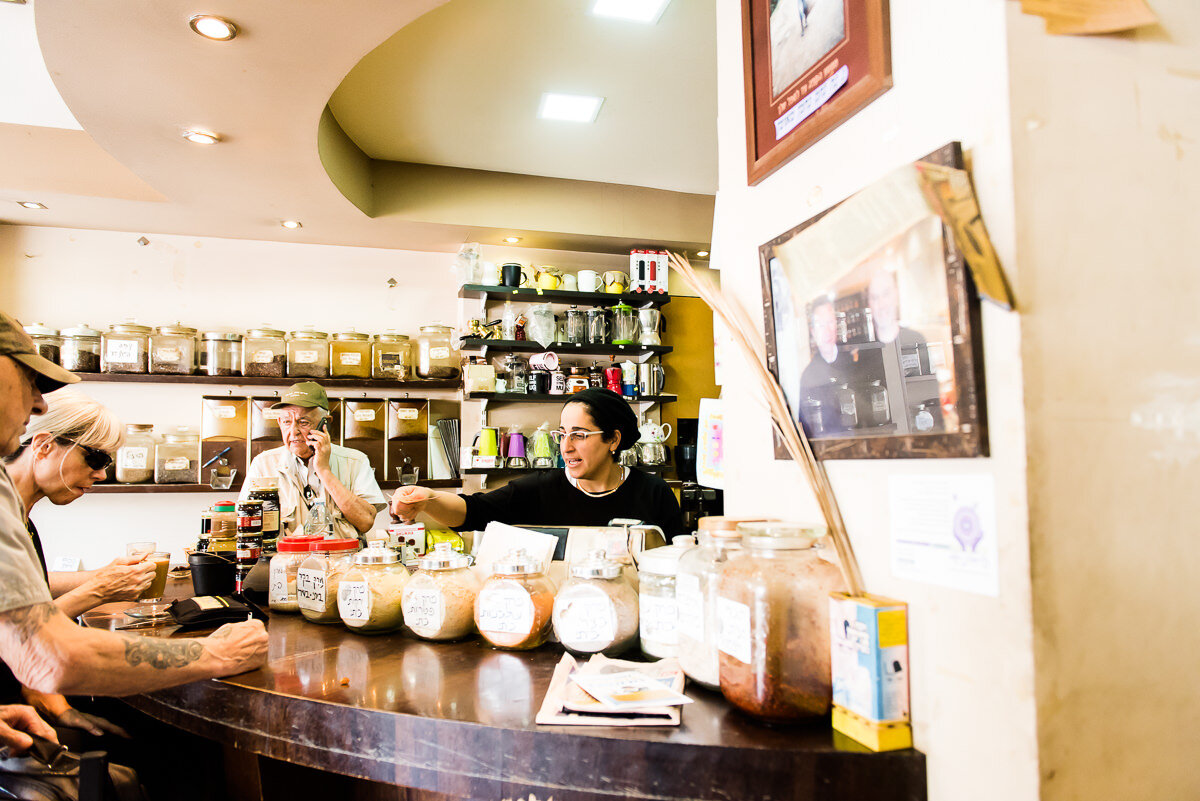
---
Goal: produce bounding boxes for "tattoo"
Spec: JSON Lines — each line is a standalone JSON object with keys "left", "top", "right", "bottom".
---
{"left": 0, "top": 603, "right": 59, "bottom": 645}
{"left": 123, "top": 637, "right": 205, "bottom": 669}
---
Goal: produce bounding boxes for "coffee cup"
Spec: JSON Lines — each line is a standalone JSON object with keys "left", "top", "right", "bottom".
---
{"left": 501, "top": 263, "right": 527, "bottom": 288}
{"left": 480, "top": 261, "right": 501, "bottom": 286}
{"left": 603, "top": 271, "right": 629, "bottom": 294}
{"left": 529, "top": 351, "right": 559, "bottom": 371}
{"left": 577, "top": 270, "right": 600, "bottom": 293}
{"left": 561, "top": 274, "right": 578, "bottom": 291}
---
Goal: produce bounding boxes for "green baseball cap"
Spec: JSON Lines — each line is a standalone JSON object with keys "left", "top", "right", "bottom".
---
{"left": 0, "top": 310, "right": 79, "bottom": 393}
{"left": 270, "top": 381, "right": 329, "bottom": 411}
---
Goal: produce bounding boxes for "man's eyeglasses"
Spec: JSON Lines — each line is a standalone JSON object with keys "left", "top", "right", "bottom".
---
{"left": 56, "top": 437, "right": 113, "bottom": 471}
{"left": 550, "top": 429, "right": 606, "bottom": 446}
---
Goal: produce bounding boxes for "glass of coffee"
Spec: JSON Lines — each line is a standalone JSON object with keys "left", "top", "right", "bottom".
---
{"left": 125, "top": 550, "right": 173, "bottom": 620}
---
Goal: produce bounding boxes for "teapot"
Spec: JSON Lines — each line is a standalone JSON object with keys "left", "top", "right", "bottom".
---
{"left": 637, "top": 422, "right": 672, "bottom": 444}
{"left": 535, "top": 266, "right": 563, "bottom": 290}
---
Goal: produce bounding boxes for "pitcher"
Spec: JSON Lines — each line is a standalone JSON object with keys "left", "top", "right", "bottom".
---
{"left": 611, "top": 303, "right": 638, "bottom": 345}
{"left": 637, "top": 308, "right": 661, "bottom": 346}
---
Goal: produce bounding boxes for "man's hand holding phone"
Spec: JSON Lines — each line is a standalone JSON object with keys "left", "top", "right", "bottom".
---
{"left": 308, "top": 416, "right": 333, "bottom": 472}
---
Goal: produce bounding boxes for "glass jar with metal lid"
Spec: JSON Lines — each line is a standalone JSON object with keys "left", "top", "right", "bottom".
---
{"left": 637, "top": 535, "right": 696, "bottom": 659}
{"left": 716, "top": 522, "right": 846, "bottom": 722}
{"left": 296, "top": 538, "right": 361, "bottom": 624}
{"left": 242, "top": 327, "right": 287, "bottom": 377}
{"left": 415, "top": 324, "right": 460, "bottom": 380}
{"left": 338, "top": 542, "right": 410, "bottom": 634}
{"left": 200, "top": 332, "right": 242, "bottom": 376}
{"left": 101, "top": 322, "right": 151, "bottom": 374}
{"left": 149, "top": 324, "right": 197, "bottom": 374}
{"left": 552, "top": 549, "right": 639, "bottom": 656}
{"left": 115, "top": 423, "right": 155, "bottom": 484}
{"left": 475, "top": 548, "right": 556, "bottom": 650}
{"left": 22, "top": 324, "right": 61, "bottom": 365}
{"left": 60, "top": 324, "right": 102, "bottom": 373}
{"left": 330, "top": 329, "right": 371, "bottom": 379}
{"left": 401, "top": 542, "right": 479, "bottom": 640}
{"left": 154, "top": 429, "right": 199, "bottom": 484}
{"left": 286, "top": 327, "right": 329, "bottom": 378}
{"left": 268, "top": 536, "right": 321, "bottom": 613}
{"left": 372, "top": 331, "right": 412, "bottom": 380}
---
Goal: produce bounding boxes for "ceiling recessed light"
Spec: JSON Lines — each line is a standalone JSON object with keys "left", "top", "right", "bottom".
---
{"left": 697, "top": 250, "right": 709, "bottom": 258}
{"left": 17, "top": 201, "right": 46, "bottom": 209}
{"left": 182, "top": 129, "right": 221, "bottom": 145}
{"left": 281, "top": 220, "right": 302, "bottom": 230}
{"left": 538, "top": 93, "right": 604, "bottom": 123}
{"left": 591, "top": 0, "right": 671, "bottom": 24}
{"left": 504, "top": 236, "right": 522, "bottom": 244}
{"left": 189, "top": 15, "right": 238, "bottom": 41}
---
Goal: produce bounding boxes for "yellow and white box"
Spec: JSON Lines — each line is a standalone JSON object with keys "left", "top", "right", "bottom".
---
{"left": 829, "top": 593, "right": 912, "bottom": 751}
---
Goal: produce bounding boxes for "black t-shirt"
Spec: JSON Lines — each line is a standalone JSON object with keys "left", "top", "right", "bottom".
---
{"left": 459, "top": 468, "right": 683, "bottom": 539}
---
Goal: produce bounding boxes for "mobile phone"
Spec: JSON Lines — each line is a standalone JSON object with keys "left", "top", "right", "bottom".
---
{"left": 317, "top": 416, "right": 330, "bottom": 434}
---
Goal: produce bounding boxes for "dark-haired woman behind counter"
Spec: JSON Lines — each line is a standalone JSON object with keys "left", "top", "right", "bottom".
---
{"left": 389, "top": 388, "right": 683, "bottom": 538}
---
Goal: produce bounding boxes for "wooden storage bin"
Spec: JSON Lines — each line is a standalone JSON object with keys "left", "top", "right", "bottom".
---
{"left": 200, "top": 396, "right": 248, "bottom": 489}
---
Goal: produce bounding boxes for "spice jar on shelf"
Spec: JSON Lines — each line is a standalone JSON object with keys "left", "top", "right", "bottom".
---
{"left": 338, "top": 542, "right": 410, "bottom": 634}
{"left": 101, "top": 322, "right": 151, "bottom": 374}
{"left": 287, "top": 327, "right": 330, "bottom": 378}
{"left": 717, "top": 522, "right": 846, "bottom": 723}
{"left": 268, "top": 537, "right": 321, "bottom": 613}
{"left": 330, "top": 330, "right": 372, "bottom": 379}
{"left": 552, "top": 549, "right": 639, "bottom": 657}
{"left": 637, "top": 535, "right": 696, "bottom": 660}
{"left": 296, "top": 538, "right": 360, "bottom": 624}
{"left": 242, "top": 327, "right": 287, "bottom": 377}
{"left": 150, "top": 324, "right": 197, "bottom": 374}
{"left": 401, "top": 542, "right": 479, "bottom": 641}
{"left": 60, "top": 325, "right": 102, "bottom": 373}
{"left": 475, "top": 549, "right": 556, "bottom": 651}
{"left": 372, "top": 331, "right": 412, "bottom": 380}
{"left": 200, "top": 332, "right": 242, "bottom": 376}
{"left": 23, "top": 324, "right": 61, "bottom": 365}
{"left": 115, "top": 423, "right": 156, "bottom": 484}
{"left": 866, "top": 379, "right": 891, "bottom": 426}
{"left": 415, "top": 324, "right": 460, "bottom": 380}
{"left": 154, "top": 429, "right": 199, "bottom": 484}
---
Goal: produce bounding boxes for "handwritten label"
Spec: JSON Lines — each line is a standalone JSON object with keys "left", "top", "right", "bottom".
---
{"left": 716, "top": 596, "right": 751, "bottom": 664}
{"left": 296, "top": 567, "right": 326, "bottom": 612}
{"left": 402, "top": 588, "right": 444, "bottom": 633}
{"left": 213, "top": 405, "right": 236, "bottom": 419}
{"left": 118, "top": 447, "right": 148, "bottom": 470}
{"left": 675, "top": 573, "right": 704, "bottom": 643}
{"left": 639, "top": 594, "right": 678, "bottom": 645}
{"left": 164, "top": 457, "right": 190, "bottom": 471}
{"left": 154, "top": 347, "right": 181, "bottom": 363}
{"left": 252, "top": 349, "right": 275, "bottom": 364}
{"left": 263, "top": 408, "right": 282, "bottom": 420}
{"left": 774, "top": 64, "right": 849, "bottom": 141}
{"left": 338, "top": 580, "right": 370, "bottom": 621}
{"left": 555, "top": 588, "right": 616, "bottom": 649}
{"left": 105, "top": 339, "right": 139, "bottom": 364}
{"left": 339, "top": 352, "right": 362, "bottom": 366}
{"left": 428, "top": 346, "right": 450, "bottom": 360}
{"left": 476, "top": 584, "right": 534, "bottom": 635}
{"left": 396, "top": 408, "right": 419, "bottom": 420}
{"left": 269, "top": 561, "right": 289, "bottom": 603}
{"left": 295, "top": 350, "right": 319, "bottom": 364}
{"left": 353, "top": 409, "right": 376, "bottom": 422}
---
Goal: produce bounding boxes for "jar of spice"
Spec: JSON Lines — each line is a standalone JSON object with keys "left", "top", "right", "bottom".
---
{"left": 330, "top": 330, "right": 372, "bottom": 379}
{"left": 338, "top": 542, "right": 410, "bottom": 634}
{"left": 287, "top": 327, "right": 330, "bottom": 378}
{"left": 637, "top": 535, "right": 696, "bottom": 659}
{"left": 297, "top": 538, "right": 361, "bottom": 624}
{"left": 717, "top": 522, "right": 846, "bottom": 722}
{"left": 552, "top": 549, "right": 639, "bottom": 656}
{"left": 242, "top": 327, "right": 287, "bottom": 377}
{"left": 401, "top": 542, "right": 480, "bottom": 640}
{"left": 154, "top": 429, "right": 199, "bottom": 484}
{"left": 475, "top": 549, "right": 556, "bottom": 651}
{"left": 866, "top": 379, "right": 891, "bottom": 426}
{"left": 372, "top": 331, "right": 412, "bottom": 380}
{"left": 115, "top": 423, "right": 155, "bottom": 484}
{"left": 200, "top": 332, "right": 242, "bottom": 376}
{"left": 101, "top": 322, "right": 151, "bottom": 374}
{"left": 415, "top": 325, "right": 460, "bottom": 380}
{"left": 22, "top": 324, "right": 61, "bottom": 365}
{"left": 60, "top": 325, "right": 102, "bottom": 373}
{"left": 150, "top": 324, "right": 197, "bottom": 374}
{"left": 268, "top": 537, "right": 321, "bottom": 613}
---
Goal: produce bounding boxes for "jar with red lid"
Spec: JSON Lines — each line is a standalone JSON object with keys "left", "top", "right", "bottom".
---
{"left": 269, "top": 536, "right": 322, "bottom": 613}
{"left": 296, "top": 539, "right": 361, "bottom": 624}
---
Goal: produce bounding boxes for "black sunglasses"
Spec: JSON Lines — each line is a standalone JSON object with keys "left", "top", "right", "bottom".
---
{"left": 56, "top": 437, "right": 113, "bottom": 471}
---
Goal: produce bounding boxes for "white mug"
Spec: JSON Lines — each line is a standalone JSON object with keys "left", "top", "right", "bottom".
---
{"left": 577, "top": 270, "right": 599, "bottom": 293}
{"left": 481, "top": 261, "right": 501, "bottom": 286}
{"left": 561, "top": 274, "right": 578, "bottom": 291}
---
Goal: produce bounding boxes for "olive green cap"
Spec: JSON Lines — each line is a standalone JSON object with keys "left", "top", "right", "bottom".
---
{"left": 270, "top": 381, "right": 329, "bottom": 411}
{"left": 0, "top": 310, "right": 79, "bottom": 393}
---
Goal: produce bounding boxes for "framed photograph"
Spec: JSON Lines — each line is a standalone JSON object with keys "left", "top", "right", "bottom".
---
{"left": 760, "top": 143, "right": 989, "bottom": 460}
{"left": 742, "top": 0, "right": 892, "bottom": 185}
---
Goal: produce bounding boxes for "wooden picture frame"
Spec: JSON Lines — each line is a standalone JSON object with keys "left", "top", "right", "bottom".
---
{"left": 759, "top": 143, "right": 989, "bottom": 460}
{"left": 742, "top": 0, "right": 892, "bottom": 185}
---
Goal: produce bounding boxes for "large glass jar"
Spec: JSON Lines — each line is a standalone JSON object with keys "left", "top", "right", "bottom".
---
{"left": 372, "top": 332, "right": 412, "bottom": 380}
{"left": 268, "top": 536, "right": 321, "bottom": 613}
{"left": 866, "top": 379, "right": 891, "bottom": 426}
{"left": 401, "top": 542, "right": 480, "bottom": 640}
{"left": 242, "top": 327, "right": 287, "bottom": 377}
{"left": 154, "top": 430, "right": 199, "bottom": 484}
{"left": 637, "top": 535, "right": 696, "bottom": 659}
{"left": 115, "top": 423, "right": 155, "bottom": 484}
{"left": 60, "top": 324, "right": 102, "bottom": 373}
{"left": 330, "top": 330, "right": 372, "bottom": 379}
{"left": 200, "top": 332, "right": 242, "bottom": 376}
{"left": 287, "top": 327, "right": 330, "bottom": 378}
{"left": 101, "top": 322, "right": 151, "bottom": 374}
{"left": 338, "top": 543, "right": 410, "bottom": 634}
{"left": 297, "top": 538, "right": 360, "bottom": 624}
{"left": 209, "top": 501, "right": 237, "bottom": 545}
{"left": 22, "top": 324, "right": 61, "bottom": 365}
{"left": 552, "top": 549, "right": 639, "bottom": 656}
{"left": 717, "top": 523, "right": 846, "bottom": 722}
{"left": 150, "top": 324, "right": 197, "bottom": 374}
{"left": 836, "top": 382, "right": 859, "bottom": 430}
{"left": 415, "top": 324, "right": 460, "bottom": 380}
{"left": 475, "top": 549, "right": 556, "bottom": 650}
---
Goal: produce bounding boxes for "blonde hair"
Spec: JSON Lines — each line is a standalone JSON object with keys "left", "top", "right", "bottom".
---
{"left": 20, "top": 388, "right": 124, "bottom": 453}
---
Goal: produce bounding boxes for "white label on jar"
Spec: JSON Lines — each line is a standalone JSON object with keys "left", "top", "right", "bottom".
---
{"left": 675, "top": 573, "right": 704, "bottom": 642}
{"left": 163, "top": 457, "right": 189, "bottom": 471}
{"left": 900, "top": 353, "right": 921, "bottom": 373}
{"left": 840, "top": 401, "right": 856, "bottom": 415}
{"left": 105, "top": 339, "right": 139, "bottom": 363}
{"left": 154, "top": 347, "right": 181, "bottom": 362}
{"left": 263, "top": 408, "right": 282, "bottom": 420}
{"left": 639, "top": 593, "right": 678, "bottom": 646}
{"left": 476, "top": 584, "right": 534, "bottom": 635}
{"left": 339, "top": 352, "right": 362, "bottom": 366}
{"left": 396, "top": 408, "right": 419, "bottom": 420}
{"left": 295, "top": 350, "right": 319, "bottom": 364}
{"left": 716, "top": 596, "right": 752, "bottom": 664}
{"left": 353, "top": 409, "right": 376, "bottom": 422}
{"left": 296, "top": 567, "right": 326, "bottom": 612}
{"left": 555, "top": 589, "right": 616, "bottom": 649}
{"left": 253, "top": 350, "right": 275, "bottom": 364}
{"left": 213, "top": 405, "right": 236, "bottom": 419}
{"left": 338, "top": 580, "right": 370, "bottom": 621}
{"left": 269, "top": 561, "right": 289, "bottom": 603}
{"left": 402, "top": 588, "right": 444, "bottom": 632}
{"left": 872, "top": 398, "right": 888, "bottom": 413}
{"left": 428, "top": 346, "right": 450, "bottom": 360}
{"left": 118, "top": 447, "right": 149, "bottom": 470}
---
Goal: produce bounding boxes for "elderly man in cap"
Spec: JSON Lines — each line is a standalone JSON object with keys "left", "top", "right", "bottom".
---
{"left": 240, "top": 382, "right": 384, "bottom": 539}
{"left": 0, "top": 311, "right": 267, "bottom": 755}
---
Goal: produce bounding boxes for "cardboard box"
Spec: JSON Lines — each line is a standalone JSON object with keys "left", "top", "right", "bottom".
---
{"left": 829, "top": 592, "right": 912, "bottom": 751}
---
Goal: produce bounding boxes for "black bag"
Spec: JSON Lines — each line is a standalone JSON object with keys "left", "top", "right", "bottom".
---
{"left": 165, "top": 595, "right": 268, "bottom": 631}
{"left": 0, "top": 735, "right": 145, "bottom": 801}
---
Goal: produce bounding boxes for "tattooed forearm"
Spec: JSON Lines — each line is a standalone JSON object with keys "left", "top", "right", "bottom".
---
{"left": 123, "top": 637, "right": 205, "bottom": 669}
{"left": 0, "top": 603, "right": 59, "bottom": 645}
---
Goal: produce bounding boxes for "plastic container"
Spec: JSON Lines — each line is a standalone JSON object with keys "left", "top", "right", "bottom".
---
{"left": 401, "top": 542, "right": 480, "bottom": 640}
{"left": 150, "top": 324, "right": 197, "bottom": 374}
{"left": 716, "top": 523, "right": 846, "bottom": 722}
{"left": 637, "top": 535, "right": 696, "bottom": 659}
{"left": 23, "top": 324, "right": 61, "bottom": 365}
{"left": 287, "top": 327, "right": 330, "bottom": 378}
{"left": 552, "top": 549, "right": 639, "bottom": 656}
{"left": 115, "top": 423, "right": 155, "bottom": 484}
{"left": 60, "top": 324, "right": 102, "bottom": 372}
{"left": 372, "top": 332, "right": 412, "bottom": 380}
{"left": 297, "top": 538, "right": 361, "bottom": 624}
{"left": 415, "top": 325, "right": 460, "bottom": 380}
{"left": 242, "top": 327, "right": 287, "bottom": 377}
{"left": 154, "top": 430, "right": 199, "bottom": 484}
{"left": 201, "top": 332, "right": 242, "bottom": 376}
{"left": 268, "top": 536, "right": 321, "bottom": 613}
{"left": 475, "top": 549, "right": 556, "bottom": 650}
{"left": 337, "top": 542, "right": 410, "bottom": 634}
{"left": 101, "top": 322, "right": 151, "bottom": 374}
{"left": 330, "top": 330, "right": 372, "bottom": 379}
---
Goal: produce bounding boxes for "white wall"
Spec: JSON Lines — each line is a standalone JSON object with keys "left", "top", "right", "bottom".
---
{"left": 711, "top": 2, "right": 1037, "bottom": 800}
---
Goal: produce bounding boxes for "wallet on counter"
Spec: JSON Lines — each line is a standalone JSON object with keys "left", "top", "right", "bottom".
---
{"left": 167, "top": 595, "right": 269, "bottom": 629}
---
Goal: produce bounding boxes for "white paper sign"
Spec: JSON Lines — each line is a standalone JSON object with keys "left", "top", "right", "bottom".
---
{"left": 716, "top": 596, "right": 751, "bottom": 664}
{"left": 353, "top": 409, "right": 376, "bottom": 422}
{"left": 696, "top": 398, "right": 724, "bottom": 490}
{"left": 639, "top": 594, "right": 678, "bottom": 646}
{"left": 889, "top": 474, "right": 999, "bottom": 596}
{"left": 402, "top": 588, "right": 444, "bottom": 632}
{"left": 296, "top": 567, "right": 326, "bottom": 611}
{"left": 476, "top": 584, "right": 534, "bottom": 635}
{"left": 338, "top": 580, "right": 370, "bottom": 621}
{"left": 675, "top": 573, "right": 704, "bottom": 642}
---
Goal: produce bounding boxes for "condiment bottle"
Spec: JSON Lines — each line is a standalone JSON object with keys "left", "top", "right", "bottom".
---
{"left": 401, "top": 542, "right": 480, "bottom": 641}
{"left": 552, "top": 549, "right": 639, "bottom": 656}
{"left": 209, "top": 501, "right": 237, "bottom": 545}
{"left": 716, "top": 523, "right": 846, "bottom": 722}
{"left": 297, "top": 538, "right": 361, "bottom": 624}
{"left": 338, "top": 541, "right": 410, "bottom": 634}
{"left": 268, "top": 536, "right": 321, "bottom": 613}
{"left": 636, "top": 535, "right": 696, "bottom": 660}
{"left": 475, "top": 549, "right": 556, "bottom": 651}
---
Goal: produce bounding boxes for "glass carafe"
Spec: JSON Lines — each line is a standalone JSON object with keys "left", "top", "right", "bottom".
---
{"left": 637, "top": 308, "right": 661, "bottom": 346}
{"left": 610, "top": 303, "right": 638, "bottom": 345}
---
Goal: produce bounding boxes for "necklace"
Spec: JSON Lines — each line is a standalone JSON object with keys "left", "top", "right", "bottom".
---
{"left": 567, "top": 466, "right": 629, "bottom": 498}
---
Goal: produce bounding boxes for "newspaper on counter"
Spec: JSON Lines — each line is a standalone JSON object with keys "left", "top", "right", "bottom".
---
{"left": 535, "top": 653, "right": 687, "bottom": 727}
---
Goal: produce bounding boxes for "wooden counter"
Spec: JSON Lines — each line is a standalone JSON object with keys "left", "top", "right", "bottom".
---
{"left": 84, "top": 588, "right": 926, "bottom": 801}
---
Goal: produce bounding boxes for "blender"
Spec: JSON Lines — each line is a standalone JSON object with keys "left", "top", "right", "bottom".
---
{"left": 637, "top": 307, "right": 661, "bottom": 346}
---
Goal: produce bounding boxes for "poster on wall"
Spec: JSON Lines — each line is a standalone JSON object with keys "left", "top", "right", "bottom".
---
{"left": 741, "top": 0, "right": 892, "bottom": 185}
{"left": 696, "top": 398, "right": 725, "bottom": 490}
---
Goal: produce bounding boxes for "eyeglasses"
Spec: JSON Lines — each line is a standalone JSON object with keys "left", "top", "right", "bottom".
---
{"left": 277, "top": 415, "right": 319, "bottom": 431}
{"left": 550, "top": 428, "right": 606, "bottom": 445}
{"left": 56, "top": 437, "right": 113, "bottom": 471}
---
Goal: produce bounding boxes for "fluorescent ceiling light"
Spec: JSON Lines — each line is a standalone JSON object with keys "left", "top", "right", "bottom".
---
{"left": 17, "top": 201, "right": 46, "bottom": 209}
{"left": 182, "top": 129, "right": 221, "bottom": 145}
{"left": 591, "top": 0, "right": 670, "bottom": 24}
{"left": 189, "top": 15, "right": 238, "bottom": 41}
{"left": 538, "top": 93, "right": 604, "bottom": 123}
{"left": 281, "top": 220, "right": 302, "bottom": 229}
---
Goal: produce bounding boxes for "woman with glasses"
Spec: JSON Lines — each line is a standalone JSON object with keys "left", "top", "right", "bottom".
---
{"left": 390, "top": 388, "right": 683, "bottom": 537}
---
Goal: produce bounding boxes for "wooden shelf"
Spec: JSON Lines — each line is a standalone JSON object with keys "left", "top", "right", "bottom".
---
{"left": 91, "top": 479, "right": 462, "bottom": 494}
{"left": 458, "top": 284, "right": 669, "bottom": 307}
{"left": 463, "top": 466, "right": 668, "bottom": 475}
{"left": 74, "top": 373, "right": 461, "bottom": 390}
{"left": 459, "top": 338, "right": 669, "bottom": 357}
{"left": 465, "top": 392, "right": 676, "bottom": 405}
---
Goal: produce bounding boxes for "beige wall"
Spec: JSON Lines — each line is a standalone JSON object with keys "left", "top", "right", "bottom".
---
{"left": 1007, "top": 3, "right": 1200, "bottom": 799}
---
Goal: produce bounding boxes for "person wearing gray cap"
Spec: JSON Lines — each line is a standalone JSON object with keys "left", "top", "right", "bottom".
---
{"left": 0, "top": 311, "right": 268, "bottom": 756}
